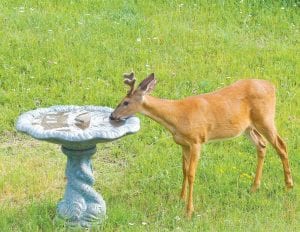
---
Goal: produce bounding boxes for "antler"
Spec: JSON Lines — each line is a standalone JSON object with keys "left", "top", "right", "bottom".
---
{"left": 123, "top": 72, "right": 136, "bottom": 95}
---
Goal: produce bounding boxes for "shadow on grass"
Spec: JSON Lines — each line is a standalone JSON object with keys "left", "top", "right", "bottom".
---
{"left": 0, "top": 200, "right": 64, "bottom": 231}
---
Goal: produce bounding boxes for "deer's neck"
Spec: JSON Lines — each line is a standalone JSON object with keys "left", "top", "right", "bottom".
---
{"left": 141, "top": 95, "right": 179, "bottom": 133}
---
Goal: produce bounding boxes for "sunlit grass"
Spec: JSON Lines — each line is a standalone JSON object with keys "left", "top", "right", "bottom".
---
{"left": 0, "top": 0, "right": 299, "bottom": 231}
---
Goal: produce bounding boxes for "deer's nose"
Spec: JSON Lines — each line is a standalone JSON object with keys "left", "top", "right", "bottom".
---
{"left": 109, "top": 113, "right": 115, "bottom": 120}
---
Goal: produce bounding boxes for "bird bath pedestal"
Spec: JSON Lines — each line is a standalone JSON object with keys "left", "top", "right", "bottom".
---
{"left": 16, "top": 106, "right": 140, "bottom": 228}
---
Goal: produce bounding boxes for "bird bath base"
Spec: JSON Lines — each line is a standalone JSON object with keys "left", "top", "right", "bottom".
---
{"left": 16, "top": 105, "right": 140, "bottom": 228}
{"left": 56, "top": 146, "right": 105, "bottom": 227}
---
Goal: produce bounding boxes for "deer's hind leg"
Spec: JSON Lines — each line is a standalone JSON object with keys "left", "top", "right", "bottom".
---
{"left": 246, "top": 128, "right": 267, "bottom": 192}
{"left": 254, "top": 121, "right": 293, "bottom": 189}
{"left": 274, "top": 134, "right": 293, "bottom": 189}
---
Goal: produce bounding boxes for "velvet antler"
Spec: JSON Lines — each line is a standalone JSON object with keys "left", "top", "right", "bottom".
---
{"left": 123, "top": 72, "right": 136, "bottom": 96}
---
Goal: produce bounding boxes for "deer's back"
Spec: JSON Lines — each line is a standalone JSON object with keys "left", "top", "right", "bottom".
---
{"left": 190, "top": 79, "right": 275, "bottom": 108}
{"left": 204, "top": 79, "right": 275, "bottom": 100}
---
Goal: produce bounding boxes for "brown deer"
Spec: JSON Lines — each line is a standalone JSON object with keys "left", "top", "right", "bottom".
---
{"left": 110, "top": 72, "right": 293, "bottom": 217}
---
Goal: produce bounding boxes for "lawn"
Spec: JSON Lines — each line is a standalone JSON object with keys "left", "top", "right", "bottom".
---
{"left": 0, "top": 0, "right": 299, "bottom": 231}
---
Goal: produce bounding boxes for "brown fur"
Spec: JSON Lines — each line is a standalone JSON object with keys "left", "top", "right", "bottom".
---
{"left": 110, "top": 74, "right": 293, "bottom": 218}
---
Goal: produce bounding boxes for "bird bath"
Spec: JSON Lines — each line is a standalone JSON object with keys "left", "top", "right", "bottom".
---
{"left": 16, "top": 105, "right": 140, "bottom": 227}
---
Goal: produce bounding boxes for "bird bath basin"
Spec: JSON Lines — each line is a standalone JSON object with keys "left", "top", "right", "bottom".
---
{"left": 16, "top": 105, "right": 140, "bottom": 227}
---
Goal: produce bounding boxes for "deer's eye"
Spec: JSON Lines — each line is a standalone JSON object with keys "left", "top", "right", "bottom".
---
{"left": 123, "top": 101, "right": 129, "bottom": 106}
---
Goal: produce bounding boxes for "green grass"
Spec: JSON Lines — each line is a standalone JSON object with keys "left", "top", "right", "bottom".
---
{"left": 0, "top": 0, "right": 299, "bottom": 231}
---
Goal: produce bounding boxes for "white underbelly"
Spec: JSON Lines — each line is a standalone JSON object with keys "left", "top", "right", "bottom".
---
{"left": 206, "top": 130, "right": 245, "bottom": 143}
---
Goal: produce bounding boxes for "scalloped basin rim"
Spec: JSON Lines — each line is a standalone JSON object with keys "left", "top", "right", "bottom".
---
{"left": 16, "top": 105, "right": 140, "bottom": 145}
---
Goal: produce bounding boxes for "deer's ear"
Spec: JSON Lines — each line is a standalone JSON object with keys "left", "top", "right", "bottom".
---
{"left": 138, "top": 73, "right": 157, "bottom": 95}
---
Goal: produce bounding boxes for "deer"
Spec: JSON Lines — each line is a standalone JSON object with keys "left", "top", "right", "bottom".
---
{"left": 109, "top": 72, "right": 294, "bottom": 218}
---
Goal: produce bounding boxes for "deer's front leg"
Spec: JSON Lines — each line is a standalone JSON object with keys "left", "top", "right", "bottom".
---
{"left": 186, "top": 143, "right": 201, "bottom": 218}
{"left": 180, "top": 146, "right": 190, "bottom": 201}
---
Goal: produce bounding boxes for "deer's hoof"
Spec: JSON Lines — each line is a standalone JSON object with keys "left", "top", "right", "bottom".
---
{"left": 180, "top": 194, "right": 186, "bottom": 202}
{"left": 185, "top": 207, "right": 194, "bottom": 219}
{"left": 286, "top": 182, "right": 294, "bottom": 191}
{"left": 250, "top": 184, "right": 260, "bottom": 193}
{"left": 185, "top": 211, "right": 193, "bottom": 219}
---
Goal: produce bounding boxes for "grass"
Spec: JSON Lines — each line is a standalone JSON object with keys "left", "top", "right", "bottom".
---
{"left": 0, "top": 0, "right": 299, "bottom": 231}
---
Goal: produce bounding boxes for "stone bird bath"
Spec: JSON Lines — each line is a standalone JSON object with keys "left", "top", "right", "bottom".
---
{"left": 16, "top": 105, "right": 140, "bottom": 227}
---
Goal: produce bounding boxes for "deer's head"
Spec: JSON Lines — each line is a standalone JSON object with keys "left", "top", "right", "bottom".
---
{"left": 110, "top": 72, "right": 157, "bottom": 121}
